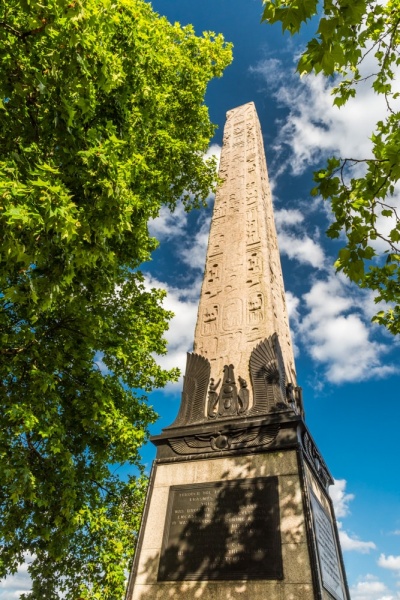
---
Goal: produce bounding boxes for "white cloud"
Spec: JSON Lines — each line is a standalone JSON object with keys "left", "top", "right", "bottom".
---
{"left": 252, "top": 54, "right": 398, "bottom": 176}
{"left": 273, "top": 202, "right": 397, "bottom": 385}
{"left": 378, "top": 555, "right": 400, "bottom": 572}
{"left": 144, "top": 274, "right": 200, "bottom": 389}
{"left": 0, "top": 555, "right": 32, "bottom": 599}
{"left": 253, "top": 54, "right": 400, "bottom": 260}
{"left": 149, "top": 202, "right": 210, "bottom": 273}
{"left": 277, "top": 229, "right": 325, "bottom": 268}
{"left": 274, "top": 207, "right": 326, "bottom": 268}
{"left": 339, "top": 527, "right": 377, "bottom": 554}
{"left": 148, "top": 143, "right": 219, "bottom": 247}
{"left": 285, "top": 290, "right": 300, "bottom": 325}
{"left": 329, "top": 479, "right": 355, "bottom": 518}
{"left": 274, "top": 208, "right": 304, "bottom": 228}
{"left": 285, "top": 290, "right": 300, "bottom": 356}
{"left": 350, "top": 577, "right": 395, "bottom": 600}
{"left": 180, "top": 214, "right": 211, "bottom": 271}
{"left": 148, "top": 201, "right": 188, "bottom": 242}
{"left": 329, "top": 480, "right": 376, "bottom": 554}
{"left": 298, "top": 274, "right": 397, "bottom": 383}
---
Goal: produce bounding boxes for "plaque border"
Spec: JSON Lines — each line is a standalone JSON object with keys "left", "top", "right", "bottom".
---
{"left": 157, "top": 476, "right": 283, "bottom": 582}
{"left": 310, "top": 490, "right": 346, "bottom": 600}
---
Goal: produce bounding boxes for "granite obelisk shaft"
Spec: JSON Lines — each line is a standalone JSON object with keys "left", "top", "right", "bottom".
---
{"left": 193, "top": 102, "right": 296, "bottom": 389}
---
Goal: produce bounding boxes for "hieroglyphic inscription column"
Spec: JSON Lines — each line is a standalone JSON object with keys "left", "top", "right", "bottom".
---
{"left": 193, "top": 102, "right": 296, "bottom": 388}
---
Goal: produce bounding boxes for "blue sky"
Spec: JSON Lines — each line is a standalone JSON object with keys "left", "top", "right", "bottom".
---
{"left": 2, "top": 1, "right": 399, "bottom": 599}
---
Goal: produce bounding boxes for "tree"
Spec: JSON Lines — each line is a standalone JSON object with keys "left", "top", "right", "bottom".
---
{"left": 0, "top": 1, "right": 232, "bottom": 597}
{"left": 261, "top": 0, "right": 400, "bottom": 334}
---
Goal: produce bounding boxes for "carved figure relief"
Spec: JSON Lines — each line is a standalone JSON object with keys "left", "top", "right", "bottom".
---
{"left": 247, "top": 252, "right": 262, "bottom": 274}
{"left": 209, "top": 233, "right": 224, "bottom": 255}
{"left": 213, "top": 202, "right": 226, "bottom": 220}
{"left": 207, "top": 263, "right": 220, "bottom": 284}
{"left": 233, "top": 138, "right": 245, "bottom": 149}
{"left": 228, "top": 192, "right": 240, "bottom": 212}
{"left": 207, "top": 377, "right": 221, "bottom": 419}
{"left": 286, "top": 382, "right": 296, "bottom": 410}
{"left": 196, "top": 336, "right": 217, "bottom": 359}
{"left": 202, "top": 305, "right": 218, "bottom": 335}
{"left": 246, "top": 208, "right": 259, "bottom": 244}
{"left": 168, "top": 424, "right": 280, "bottom": 455}
{"left": 222, "top": 298, "right": 242, "bottom": 331}
{"left": 238, "top": 376, "right": 249, "bottom": 413}
{"left": 302, "top": 432, "right": 331, "bottom": 490}
{"left": 248, "top": 293, "right": 263, "bottom": 324}
{"left": 218, "top": 364, "right": 239, "bottom": 417}
{"left": 286, "top": 383, "right": 305, "bottom": 418}
{"left": 204, "top": 287, "right": 222, "bottom": 300}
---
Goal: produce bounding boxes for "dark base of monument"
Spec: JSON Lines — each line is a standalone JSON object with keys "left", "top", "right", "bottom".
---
{"left": 125, "top": 412, "right": 351, "bottom": 600}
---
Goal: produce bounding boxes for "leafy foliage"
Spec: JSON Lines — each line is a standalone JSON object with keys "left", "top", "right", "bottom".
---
{"left": 262, "top": 0, "right": 400, "bottom": 334}
{"left": 0, "top": 0, "right": 232, "bottom": 597}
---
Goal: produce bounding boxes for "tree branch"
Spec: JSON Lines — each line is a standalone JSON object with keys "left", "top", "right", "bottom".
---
{"left": 0, "top": 21, "right": 47, "bottom": 39}
{"left": 89, "top": 478, "right": 118, "bottom": 498}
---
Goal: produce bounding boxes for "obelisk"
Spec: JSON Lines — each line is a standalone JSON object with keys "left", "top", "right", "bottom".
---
{"left": 194, "top": 102, "right": 296, "bottom": 392}
{"left": 125, "top": 103, "right": 350, "bottom": 600}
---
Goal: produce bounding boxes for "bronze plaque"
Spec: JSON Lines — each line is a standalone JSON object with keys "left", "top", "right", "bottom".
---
{"left": 310, "top": 492, "right": 346, "bottom": 600}
{"left": 157, "top": 477, "right": 282, "bottom": 581}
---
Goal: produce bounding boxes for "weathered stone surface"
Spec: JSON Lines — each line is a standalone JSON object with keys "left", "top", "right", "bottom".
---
{"left": 128, "top": 451, "right": 314, "bottom": 599}
{"left": 152, "top": 450, "right": 299, "bottom": 488}
{"left": 193, "top": 102, "right": 296, "bottom": 391}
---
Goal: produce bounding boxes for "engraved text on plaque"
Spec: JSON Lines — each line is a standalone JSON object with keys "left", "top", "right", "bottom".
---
{"left": 158, "top": 477, "right": 282, "bottom": 581}
{"left": 310, "top": 492, "right": 345, "bottom": 600}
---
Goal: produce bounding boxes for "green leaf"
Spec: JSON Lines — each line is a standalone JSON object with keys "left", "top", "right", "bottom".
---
{"left": 260, "top": 0, "right": 400, "bottom": 337}
{"left": 0, "top": 1, "right": 232, "bottom": 597}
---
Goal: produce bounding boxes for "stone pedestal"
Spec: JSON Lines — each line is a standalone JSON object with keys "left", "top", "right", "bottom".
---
{"left": 126, "top": 414, "right": 349, "bottom": 600}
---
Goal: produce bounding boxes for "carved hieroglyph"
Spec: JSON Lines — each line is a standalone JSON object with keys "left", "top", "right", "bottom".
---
{"left": 193, "top": 102, "right": 296, "bottom": 389}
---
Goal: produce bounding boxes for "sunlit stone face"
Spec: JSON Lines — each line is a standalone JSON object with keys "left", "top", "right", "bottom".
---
{"left": 193, "top": 102, "right": 296, "bottom": 399}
